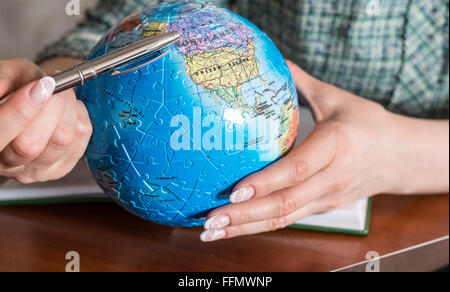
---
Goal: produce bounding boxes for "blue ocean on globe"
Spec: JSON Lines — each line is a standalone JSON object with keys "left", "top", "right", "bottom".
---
{"left": 76, "top": 1, "right": 300, "bottom": 227}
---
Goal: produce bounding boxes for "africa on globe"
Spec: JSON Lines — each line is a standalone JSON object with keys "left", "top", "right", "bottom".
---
{"left": 76, "top": 0, "right": 300, "bottom": 227}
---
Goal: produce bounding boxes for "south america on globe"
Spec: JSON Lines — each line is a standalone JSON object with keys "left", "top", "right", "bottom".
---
{"left": 76, "top": 1, "right": 300, "bottom": 227}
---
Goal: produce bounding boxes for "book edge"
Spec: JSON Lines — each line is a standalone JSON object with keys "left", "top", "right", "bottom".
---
{"left": 288, "top": 198, "right": 373, "bottom": 236}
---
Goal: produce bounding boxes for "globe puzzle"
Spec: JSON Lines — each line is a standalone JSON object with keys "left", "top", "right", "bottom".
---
{"left": 76, "top": 1, "right": 300, "bottom": 227}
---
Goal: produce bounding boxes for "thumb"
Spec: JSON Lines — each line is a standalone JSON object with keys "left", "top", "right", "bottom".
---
{"left": 0, "top": 77, "right": 55, "bottom": 151}
{"left": 286, "top": 60, "right": 341, "bottom": 122}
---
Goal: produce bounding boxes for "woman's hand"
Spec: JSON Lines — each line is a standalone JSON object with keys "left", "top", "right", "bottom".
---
{"left": 200, "top": 61, "right": 449, "bottom": 242}
{"left": 0, "top": 58, "right": 92, "bottom": 184}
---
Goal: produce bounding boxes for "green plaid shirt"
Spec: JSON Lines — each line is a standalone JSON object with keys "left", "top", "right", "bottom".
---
{"left": 38, "top": 0, "right": 449, "bottom": 119}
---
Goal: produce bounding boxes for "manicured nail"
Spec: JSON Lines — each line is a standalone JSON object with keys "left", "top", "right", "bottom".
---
{"left": 204, "top": 214, "right": 231, "bottom": 230}
{"left": 200, "top": 229, "right": 226, "bottom": 242}
{"left": 230, "top": 186, "right": 255, "bottom": 203}
{"left": 29, "top": 77, "right": 55, "bottom": 105}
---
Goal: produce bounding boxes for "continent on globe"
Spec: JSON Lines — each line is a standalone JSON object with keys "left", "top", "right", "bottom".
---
{"left": 167, "top": 9, "right": 259, "bottom": 111}
{"left": 279, "top": 101, "right": 300, "bottom": 155}
{"left": 169, "top": 14, "right": 249, "bottom": 55}
{"left": 184, "top": 40, "right": 260, "bottom": 112}
{"left": 142, "top": 22, "right": 167, "bottom": 38}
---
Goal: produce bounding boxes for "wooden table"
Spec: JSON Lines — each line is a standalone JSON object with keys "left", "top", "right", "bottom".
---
{"left": 0, "top": 194, "right": 448, "bottom": 272}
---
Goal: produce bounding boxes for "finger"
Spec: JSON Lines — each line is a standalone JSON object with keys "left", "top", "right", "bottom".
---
{"left": 29, "top": 91, "right": 77, "bottom": 166}
{"left": 286, "top": 61, "right": 339, "bottom": 122}
{"left": 202, "top": 176, "right": 361, "bottom": 241}
{"left": 52, "top": 101, "right": 92, "bottom": 173}
{"left": 25, "top": 100, "right": 92, "bottom": 182}
{"left": 0, "top": 92, "right": 67, "bottom": 167}
{"left": 0, "top": 58, "right": 45, "bottom": 97}
{"left": 206, "top": 167, "right": 338, "bottom": 229}
{"left": 286, "top": 60, "right": 323, "bottom": 101}
{"left": 0, "top": 77, "right": 56, "bottom": 151}
{"left": 230, "top": 124, "right": 337, "bottom": 203}
{"left": 201, "top": 201, "right": 318, "bottom": 242}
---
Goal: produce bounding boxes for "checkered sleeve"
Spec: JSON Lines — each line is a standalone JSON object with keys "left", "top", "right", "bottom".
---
{"left": 36, "top": 0, "right": 229, "bottom": 62}
{"left": 36, "top": 0, "right": 448, "bottom": 118}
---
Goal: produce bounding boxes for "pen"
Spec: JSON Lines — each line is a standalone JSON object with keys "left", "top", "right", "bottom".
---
{"left": 52, "top": 31, "right": 181, "bottom": 94}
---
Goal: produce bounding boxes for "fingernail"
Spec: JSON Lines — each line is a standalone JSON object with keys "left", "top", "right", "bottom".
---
{"left": 204, "top": 214, "right": 230, "bottom": 230}
{"left": 29, "top": 77, "right": 55, "bottom": 105}
{"left": 230, "top": 186, "right": 255, "bottom": 203}
{"left": 200, "top": 229, "right": 226, "bottom": 242}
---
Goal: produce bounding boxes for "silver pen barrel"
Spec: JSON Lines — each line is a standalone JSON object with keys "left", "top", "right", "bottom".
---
{"left": 53, "top": 31, "right": 181, "bottom": 93}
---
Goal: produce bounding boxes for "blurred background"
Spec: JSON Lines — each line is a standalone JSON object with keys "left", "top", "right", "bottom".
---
{"left": 0, "top": 0, "right": 97, "bottom": 60}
